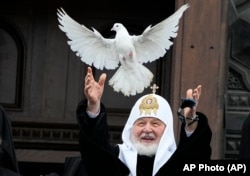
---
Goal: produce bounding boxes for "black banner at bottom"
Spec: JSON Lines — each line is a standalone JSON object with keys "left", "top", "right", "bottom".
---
{"left": 173, "top": 160, "right": 250, "bottom": 176}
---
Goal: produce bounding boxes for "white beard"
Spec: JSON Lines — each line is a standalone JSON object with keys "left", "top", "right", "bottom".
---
{"left": 130, "top": 133, "right": 159, "bottom": 157}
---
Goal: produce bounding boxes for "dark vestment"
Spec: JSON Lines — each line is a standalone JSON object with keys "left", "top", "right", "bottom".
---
{"left": 63, "top": 156, "right": 88, "bottom": 176}
{"left": 0, "top": 105, "right": 21, "bottom": 176}
{"left": 239, "top": 113, "right": 250, "bottom": 159}
{"left": 76, "top": 99, "right": 212, "bottom": 176}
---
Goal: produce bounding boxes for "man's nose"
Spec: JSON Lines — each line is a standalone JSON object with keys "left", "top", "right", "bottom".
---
{"left": 143, "top": 123, "right": 153, "bottom": 132}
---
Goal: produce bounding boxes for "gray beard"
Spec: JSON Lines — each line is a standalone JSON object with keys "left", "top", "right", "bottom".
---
{"left": 130, "top": 133, "right": 159, "bottom": 157}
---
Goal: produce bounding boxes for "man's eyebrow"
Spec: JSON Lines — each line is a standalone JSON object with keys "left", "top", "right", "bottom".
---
{"left": 135, "top": 119, "right": 144, "bottom": 122}
{"left": 153, "top": 119, "right": 162, "bottom": 123}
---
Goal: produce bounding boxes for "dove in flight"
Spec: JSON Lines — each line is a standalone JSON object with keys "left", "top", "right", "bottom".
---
{"left": 57, "top": 4, "right": 189, "bottom": 96}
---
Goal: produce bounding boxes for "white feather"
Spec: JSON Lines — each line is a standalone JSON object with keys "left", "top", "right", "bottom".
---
{"left": 57, "top": 4, "right": 189, "bottom": 96}
{"left": 132, "top": 3, "right": 190, "bottom": 63}
{"left": 57, "top": 8, "right": 119, "bottom": 70}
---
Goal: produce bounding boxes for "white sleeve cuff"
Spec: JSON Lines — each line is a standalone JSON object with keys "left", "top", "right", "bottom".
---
{"left": 185, "top": 128, "right": 194, "bottom": 137}
{"left": 86, "top": 109, "right": 100, "bottom": 118}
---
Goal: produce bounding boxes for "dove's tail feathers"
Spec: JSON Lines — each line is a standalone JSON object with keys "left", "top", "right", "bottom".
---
{"left": 109, "top": 64, "right": 153, "bottom": 96}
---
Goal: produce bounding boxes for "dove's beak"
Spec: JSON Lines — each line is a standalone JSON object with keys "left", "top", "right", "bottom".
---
{"left": 111, "top": 27, "right": 114, "bottom": 31}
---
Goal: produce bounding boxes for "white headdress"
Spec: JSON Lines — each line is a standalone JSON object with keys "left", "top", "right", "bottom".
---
{"left": 118, "top": 88, "right": 176, "bottom": 176}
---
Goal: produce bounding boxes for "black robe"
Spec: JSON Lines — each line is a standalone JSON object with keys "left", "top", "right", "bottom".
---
{"left": 76, "top": 99, "right": 212, "bottom": 176}
{"left": 0, "top": 105, "right": 21, "bottom": 176}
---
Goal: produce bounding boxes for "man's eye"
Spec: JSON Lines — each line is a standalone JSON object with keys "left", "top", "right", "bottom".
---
{"left": 153, "top": 123, "right": 159, "bottom": 126}
{"left": 137, "top": 122, "right": 145, "bottom": 126}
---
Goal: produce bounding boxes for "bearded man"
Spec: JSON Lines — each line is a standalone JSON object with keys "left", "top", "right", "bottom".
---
{"left": 76, "top": 67, "right": 212, "bottom": 176}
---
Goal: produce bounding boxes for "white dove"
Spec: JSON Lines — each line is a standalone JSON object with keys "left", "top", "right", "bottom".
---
{"left": 57, "top": 4, "right": 189, "bottom": 96}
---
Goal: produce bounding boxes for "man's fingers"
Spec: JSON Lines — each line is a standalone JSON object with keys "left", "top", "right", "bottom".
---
{"left": 186, "top": 85, "right": 202, "bottom": 100}
{"left": 87, "top": 66, "right": 92, "bottom": 74}
{"left": 186, "top": 89, "right": 193, "bottom": 99}
{"left": 193, "top": 85, "right": 202, "bottom": 101}
{"left": 197, "top": 85, "right": 202, "bottom": 98}
{"left": 88, "top": 67, "right": 94, "bottom": 79}
{"left": 98, "top": 73, "right": 106, "bottom": 86}
{"left": 85, "top": 67, "right": 95, "bottom": 84}
{"left": 84, "top": 84, "right": 91, "bottom": 95}
{"left": 85, "top": 67, "right": 91, "bottom": 81}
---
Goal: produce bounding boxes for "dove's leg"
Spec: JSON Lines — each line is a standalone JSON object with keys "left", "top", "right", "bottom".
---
{"left": 129, "top": 51, "right": 133, "bottom": 59}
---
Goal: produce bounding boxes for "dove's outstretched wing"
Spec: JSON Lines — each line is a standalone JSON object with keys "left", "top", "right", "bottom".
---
{"left": 132, "top": 3, "right": 189, "bottom": 63}
{"left": 57, "top": 8, "right": 119, "bottom": 70}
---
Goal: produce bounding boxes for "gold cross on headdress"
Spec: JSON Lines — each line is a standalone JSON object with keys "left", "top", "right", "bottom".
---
{"left": 150, "top": 84, "right": 159, "bottom": 94}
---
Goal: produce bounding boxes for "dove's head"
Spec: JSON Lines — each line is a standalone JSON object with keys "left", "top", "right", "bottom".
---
{"left": 111, "top": 23, "right": 124, "bottom": 32}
